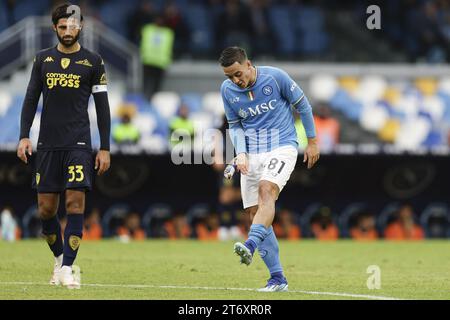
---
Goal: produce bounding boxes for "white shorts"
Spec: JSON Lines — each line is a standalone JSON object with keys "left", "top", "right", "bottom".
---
{"left": 241, "top": 145, "right": 298, "bottom": 209}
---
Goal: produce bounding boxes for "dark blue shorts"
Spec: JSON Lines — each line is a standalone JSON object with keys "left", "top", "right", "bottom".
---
{"left": 32, "top": 150, "right": 94, "bottom": 193}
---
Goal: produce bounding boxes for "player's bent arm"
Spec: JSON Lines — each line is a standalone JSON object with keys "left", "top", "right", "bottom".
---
{"left": 293, "top": 95, "right": 316, "bottom": 139}
{"left": 228, "top": 121, "right": 249, "bottom": 175}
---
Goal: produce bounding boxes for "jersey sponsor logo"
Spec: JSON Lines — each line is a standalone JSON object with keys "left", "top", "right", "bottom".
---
{"left": 290, "top": 82, "right": 297, "bottom": 92}
{"left": 229, "top": 96, "right": 239, "bottom": 104}
{"left": 238, "top": 108, "right": 248, "bottom": 119}
{"left": 61, "top": 58, "right": 71, "bottom": 69}
{"left": 262, "top": 85, "right": 273, "bottom": 96}
{"left": 75, "top": 59, "right": 93, "bottom": 67}
{"left": 69, "top": 235, "right": 81, "bottom": 251}
{"left": 46, "top": 72, "right": 81, "bottom": 89}
{"left": 44, "top": 56, "right": 54, "bottom": 63}
{"left": 247, "top": 99, "right": 277, "bottom": 117}
{"left": 99, "top": 73, "right": 107, "bottom": 85}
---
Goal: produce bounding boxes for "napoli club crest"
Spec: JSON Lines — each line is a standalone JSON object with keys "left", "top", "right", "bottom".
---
{"left": 262, "top": 85, "right": 273, "bottom": 96}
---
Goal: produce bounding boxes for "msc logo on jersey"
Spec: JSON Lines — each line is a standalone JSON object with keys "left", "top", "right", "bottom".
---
{"left": 44, "top": 56, "right": 54, "bottom": 63}
{"left": 262, "top": 85, "right": 273, "bottom": 96}
{"left": 75, "top": 59, "right": 93, "bottom": 67}
{"left": 246, "top": 99, "right": 277, "bottom": 117}
{"left": 61, "top": 58, "right": 71, "bottom": 69}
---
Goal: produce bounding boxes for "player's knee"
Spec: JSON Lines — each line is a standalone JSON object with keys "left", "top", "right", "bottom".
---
{"left": 258, "top": 182, "right": 277, "bottom": 203}
{"left": 65, "top": 198, "right": 84, "bottom": 213}
{"left": 38, "top": 201, "right": 57, "bottom": 220}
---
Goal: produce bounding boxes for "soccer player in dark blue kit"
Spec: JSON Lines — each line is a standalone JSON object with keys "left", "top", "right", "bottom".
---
{"left": 16, "top": 3, "right": 111, "bottom": 289}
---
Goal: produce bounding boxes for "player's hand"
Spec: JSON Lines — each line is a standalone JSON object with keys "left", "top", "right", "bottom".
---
{"left": 303, "top": 138, "right": 320, "bottom": 169}
{"left": 235, "top": 152, "right": 249, "bottom": 175}
{"left": 95, "top": 150, "right": 110, "bottom": 175}
{"left": 17, "top": 138, "right": 32, "bottom": 164}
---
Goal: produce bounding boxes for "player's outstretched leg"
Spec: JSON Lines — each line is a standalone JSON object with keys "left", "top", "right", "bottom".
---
{"left": 58, "top": 213, "right": 83, "bottom": 289}
{"left": 257, "top": 226, "right": 288, "bottom": 292}
{"left": 234, "top": 224, "right": 268, "bottom": 265}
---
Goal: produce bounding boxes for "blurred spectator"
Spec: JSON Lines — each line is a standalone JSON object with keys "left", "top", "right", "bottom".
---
{"left": 216, "top": 0, "right": 253, "bottom": 53}
{"left": 117, "top": 212, "right": 146, "bottom": 241}
{"left": 294, "top": 113, "right": 308, "bottom": 150}
{"left": 0, "top": 206, "right": 21, "bottom": 242}
{"left": 140, "top": 15, "right": 175, "bottom": 99}
{"left": 350, "top": 211, "right": 378, "bottom": 241}
{"left": 310, "top": 206, "right": 339, "bottom": 240}
{"left": 163, "top": 212, "right": 192, "bottom": 239}
{"left": 169, "top": 103, "right": 195, "bottom": 147}
{"left": 163, "top": 1, "right": 189, "bottom": 57}
{"left": 384, "top": 204, "right": 425, "bottom": 240}
{"left": 237, "top": 209, "right": 251, "bottom": 237}
{"left": 247, "top": 0, "right": 273, "bottom": 56}
{"left": 273, "top": 209, "right": 301, "bottom": 240}
{"left": 313, "top": 103, "right": 340, "bottom": 153}
{"left": 112, "top": 103, "right": 141, "bottom": 145}
{"left": 127, "top": 0, "right": 156, "bottom": 44}
{"left": 83, "top": 208, "right": 103, "bottom": 240}
{"left": 213, "top": 115, "right": 242, "bottom": 241}
{"left": 195, "top": 213, "right": 220, "bottom": 241}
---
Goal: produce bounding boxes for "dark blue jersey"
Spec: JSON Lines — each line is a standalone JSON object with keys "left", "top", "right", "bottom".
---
{"left": 20, "top": 46, "right": 111, "bottom": 151}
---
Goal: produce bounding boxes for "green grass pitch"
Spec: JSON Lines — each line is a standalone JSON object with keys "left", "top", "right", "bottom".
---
{"left": 1, "top": 239, "right": 449, "bottom": 300}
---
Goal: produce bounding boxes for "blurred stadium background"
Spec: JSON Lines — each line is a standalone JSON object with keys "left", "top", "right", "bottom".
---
{"left": 1, "top": 0, "right": 450, "bottom": 243}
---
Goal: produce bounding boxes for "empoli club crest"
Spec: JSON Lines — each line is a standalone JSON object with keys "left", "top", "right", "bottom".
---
{"left": 61, "top": 58, "right": 70, "bottom": 69}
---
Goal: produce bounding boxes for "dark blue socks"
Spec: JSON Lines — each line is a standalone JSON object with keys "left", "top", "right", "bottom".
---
{"left": 62, "top": 214, "right": 83, "bottom": 267}
{"left": 41, "top": 215, "right": 63, "bottom": 258}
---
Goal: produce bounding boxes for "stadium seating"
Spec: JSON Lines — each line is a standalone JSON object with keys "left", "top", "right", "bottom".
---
{"left": 101, "top": 203, "right": 130, "bottom": 237}
{"left": 142, "top": 203, "right": 173, "bottom": 237}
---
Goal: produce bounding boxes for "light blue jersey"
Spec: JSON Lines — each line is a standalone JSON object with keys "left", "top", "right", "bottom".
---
{"left": 221, "top": 66, "right": 316, "bottom": 154}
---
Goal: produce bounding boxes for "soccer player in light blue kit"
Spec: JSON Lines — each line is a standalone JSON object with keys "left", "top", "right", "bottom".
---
{"left": 219, "top": 47, "right": 320, "bottom": 292}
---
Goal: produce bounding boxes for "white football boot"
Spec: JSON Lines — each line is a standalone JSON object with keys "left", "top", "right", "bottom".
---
{"left": 257, "top": 277, "right": 289, "bottom": 292}
{"left": 49, "top": 254, "right": 63, "bottom": 285}
{"left": 234, "top": 242, "right": 253, "bottom": 266}
{"left": 58, "top": 265, "right": 81, "bottom": 289}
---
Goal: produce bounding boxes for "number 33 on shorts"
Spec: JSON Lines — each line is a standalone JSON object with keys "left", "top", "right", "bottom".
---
{"left": 68, "top": 165, "right": 84, "bottom": 182}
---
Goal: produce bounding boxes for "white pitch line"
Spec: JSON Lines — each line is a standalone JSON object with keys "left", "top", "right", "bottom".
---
{"left": 0, "top": 282, "right": 402, "bottom": 300}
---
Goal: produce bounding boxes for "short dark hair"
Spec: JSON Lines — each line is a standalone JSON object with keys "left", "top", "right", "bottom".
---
{"left": 219, "top": 46, "right": 248, "bottom": 67}
{"left": 52, "top": 3, "right": 84, "bottom": 25}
